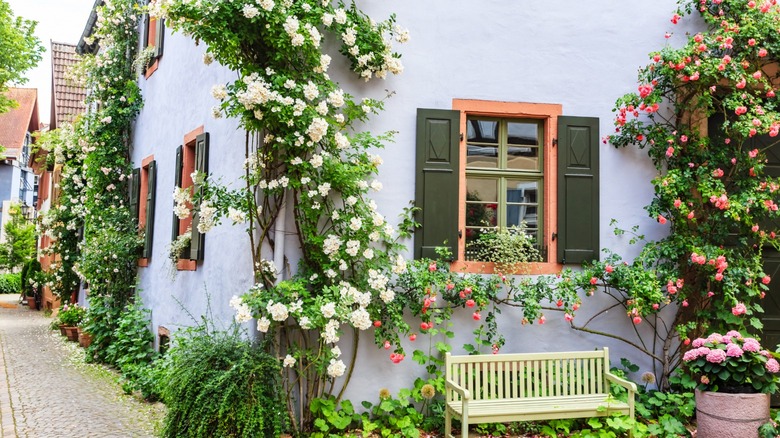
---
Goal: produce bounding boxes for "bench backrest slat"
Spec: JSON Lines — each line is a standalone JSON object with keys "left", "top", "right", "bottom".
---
{"left": 446, "top": 349, "right": 612, "bottom": 401}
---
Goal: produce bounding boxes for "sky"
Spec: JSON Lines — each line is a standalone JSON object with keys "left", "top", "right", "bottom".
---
{"left": 6, "top": 0, "right": 96, "bottom": 126}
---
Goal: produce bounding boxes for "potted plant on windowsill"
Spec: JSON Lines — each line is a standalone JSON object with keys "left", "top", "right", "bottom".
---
{"left": 683, "top": 331, "right": 780, "bottom": 438}
{"left": 56, "top": 303, "right": 86, "bottom": 342}
{"left": 466, "top": 222, "right": 542, "bottom": 274}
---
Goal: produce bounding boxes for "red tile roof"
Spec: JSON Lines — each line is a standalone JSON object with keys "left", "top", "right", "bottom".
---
{"left": 0, "top": 88, "right": 39, "bottom": 161}
{"left": 50, "top": 42, "right": 86, "bottom": 129}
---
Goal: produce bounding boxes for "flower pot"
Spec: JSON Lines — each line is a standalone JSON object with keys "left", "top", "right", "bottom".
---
{"left": 695, "top": 389, "right": 770, "bottom": 438}
{"left": 26, "top": 296, "right": 37, "bottom": 310}
{"left": 78, "top": 329, "right": 92, "bottom": 348}
{"left": 62, "top": 326, "right": 79, "bottom": 342}
{"left": 59, "top": 325, "right": 69, "bottom": 337}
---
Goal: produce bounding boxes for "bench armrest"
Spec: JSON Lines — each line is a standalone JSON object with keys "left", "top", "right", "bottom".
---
{"left": 605, "top": 372, "right": 637, "bottom": 393}
{"left": 445, "top": 379, "right": 471, "bottom": 401}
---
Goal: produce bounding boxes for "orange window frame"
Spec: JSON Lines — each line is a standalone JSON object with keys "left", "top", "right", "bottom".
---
{"left": 450, "top": 99, "right": 564, "bottom": 275}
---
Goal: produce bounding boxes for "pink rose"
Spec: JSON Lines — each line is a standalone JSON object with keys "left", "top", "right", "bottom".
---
{"left": 732, "top": 303, "right": 747, "bottom": 316}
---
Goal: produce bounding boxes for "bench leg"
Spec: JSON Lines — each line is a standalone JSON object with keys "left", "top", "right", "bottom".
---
{"left": 461, "top": 415, "right": 468, "bottom": 438}
{"left": 445, "top": 408, "right": 451, "bottom": 438}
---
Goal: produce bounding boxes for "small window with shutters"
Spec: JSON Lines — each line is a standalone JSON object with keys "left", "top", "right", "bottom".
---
{"left": 172, "top": 127, "right": 209, "bottom": 271}
{"left": 415, "top": 100, "right": 600, "bottom": 274}
{"left": 130, "top": 155, "right": 157, "bottom": 267}
{"left": 141, "top": 2, "right": 165, "bottom": 79}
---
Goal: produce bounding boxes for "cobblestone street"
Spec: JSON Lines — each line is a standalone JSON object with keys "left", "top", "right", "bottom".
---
{"left": 0, "top": 294, "right": 164, "bottom": 437}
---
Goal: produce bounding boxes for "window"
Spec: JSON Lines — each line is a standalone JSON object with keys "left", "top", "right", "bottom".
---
{"left": 142, "top": 6, "right": 165, "bottom": 78}
{"left": 130, "top": 155, "right": 157, "bottom": 266}
{"left": 414, "top": 100, "right": 600, "bottom": 274}
{"left": 172, "top": 127, "right": 209, "bottom": 271}
{"left": 465, "top": 117, "right": 543, "bottom": 258}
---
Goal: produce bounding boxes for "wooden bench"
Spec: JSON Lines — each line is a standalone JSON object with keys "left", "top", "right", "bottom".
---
{"left": 444, "top": 348, "right": 636, "bottom": 438}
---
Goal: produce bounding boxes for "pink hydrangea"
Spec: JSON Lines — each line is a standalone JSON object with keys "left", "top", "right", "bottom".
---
{"left": 706, "top": 349, "right": 727, "bottom": 364}
{"left": 743, "top": 338, "right": 761, "bottom": 352}
{"left": 732, "top": 303, "right": 747, "bottom": 316}
{"left": 766, "top": 358, "right": 780, "bottom": 373}
{"left": 707, "top": 333, "right": 724, "bottom": 344}
{"left": 692, "top": 337, "right": 707, "bottom": 348}
{"left": 725, "top": 343, "right": 744, "bottom": 357}
{"left": 762, "top": 350, "right": 773, "bottom": 358}
{"left": 683, "top": 349, "right": 702, "bottom": 361}
{"left": 725, "top": 330, "right": 742, "bottom": 339}
{"left": 697, "top": 347, "right": 711, "bottom": 357}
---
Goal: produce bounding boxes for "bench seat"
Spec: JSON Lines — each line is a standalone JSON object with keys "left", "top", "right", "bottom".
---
{"left": 446, "top": 393, "right": 631, "bottom": 424}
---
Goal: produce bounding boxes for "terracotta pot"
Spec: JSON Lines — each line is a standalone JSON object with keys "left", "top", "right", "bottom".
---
{"left": 695, "top": 389, "right": 770, "bottom": 438}
{"left": 78, "top": 329, "right": 92, "bottom": 348}
{"left": 62, "top": 326, "right": 79, "bottom": 342}
{"left": 59, "top": 326, "right": 69, "bottom": 337}
{"left": 26, "top": 296, "right": 37, "bottom": 310}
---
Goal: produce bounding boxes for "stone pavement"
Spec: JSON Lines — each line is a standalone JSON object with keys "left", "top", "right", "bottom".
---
{"left": 0, "top": 294, "right": 164, "bottom": 437}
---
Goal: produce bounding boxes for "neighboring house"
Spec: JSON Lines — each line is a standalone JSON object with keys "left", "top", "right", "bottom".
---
{"left": 31, "top": 41, "right": 87, "bottom": 310}
{"left": 0, "top": 88, "right": 38, "bottom": 242}
{"left": 75, "top": 1, "right": 706, "bottom": 400}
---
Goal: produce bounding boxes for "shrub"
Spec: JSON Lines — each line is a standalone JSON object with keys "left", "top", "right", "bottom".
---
{"left": 0, "top": 272, "right": 20, "bottom": 294}
{"left": 159, "top": 324, "right": 288, "bottom": 438}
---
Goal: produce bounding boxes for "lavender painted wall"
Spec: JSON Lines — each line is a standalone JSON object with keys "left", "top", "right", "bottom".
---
{"left": 130, "top": 0, "right": 701, "bottom": 401}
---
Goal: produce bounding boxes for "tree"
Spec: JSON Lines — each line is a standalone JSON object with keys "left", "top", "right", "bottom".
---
{"left": 0, "top": 0, "right": 43, "bottom": 113}
{"left": 0, "top": 202, "right": 36, "bottom": 271}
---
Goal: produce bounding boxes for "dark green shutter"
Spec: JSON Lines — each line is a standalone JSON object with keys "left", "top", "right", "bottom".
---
{"left": 557, "top": 116, "right": 600, "bottom": 264}
{"left": 129, "top": 168, "right": 141, "bottom": 225}
{"left": 414, "top": 109, "right": 460, "bottom": 260}
{"left": 154, "top": 18, "right": 165, "bottom": 58}
{"left": 171, "top": 145, "right": 182, "bottom": 243}
{"left": 190, "top": 133, "right": 209, "bottom": 261}
{"left": 142, "top": 14, "right": 149, "bottom": 51}
{"left": 143, "top": 160, "right": 157, "bottom": 259}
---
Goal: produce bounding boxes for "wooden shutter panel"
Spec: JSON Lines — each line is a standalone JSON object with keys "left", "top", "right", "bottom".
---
{"left": 190, "top": 133, "right": 209, "bottom": 261}
{"left": 557, "top": 116, "right": 600, "bottom": 264}
{"left": 154, "top": 18, "right": 164, "bottom": 58}
{"left": 142, "top": 14, "right": 150, "bottom": 51}
{"left": 143, "top": 160, "right": 157, "bottom": 259}
{"left": 414, "top": 109, "right": 460, "bottom": 260}
{"left": 171, "top": 145, "right": 182, "bottom": 242}
{"left": 129, "top": 168, "right": 141, "bottom": 225}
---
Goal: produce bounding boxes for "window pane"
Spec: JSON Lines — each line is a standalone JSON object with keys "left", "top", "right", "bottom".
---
{"left": 506, "top": 179, "right": 539, "bottom": 230}
{"left": 467, "top": 119, "right": 498, "bottom": 143}
{"left": 507, "top": 122, "right": 538, "bottom": 145}
{"left": 466, "top": 178, "right": 498, "bottom": 228}
{"left": 507, "top": 146, "right": 539, "bottom": 170}
{"left": 467, "top": 119, "right": 498, "bottom": 168}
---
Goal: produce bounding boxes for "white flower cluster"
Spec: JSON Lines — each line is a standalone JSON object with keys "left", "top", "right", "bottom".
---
{"left": 211, "top": 84, "right": 228, "bottom": 100}
{"left": 229, "top": 295, "right": 253, "bottom": 323}
{"left": 367, "top": 269, "right": 389, "bottom": 291}
{"left": 283, "top": 354, "right": 296, "bottom": 367}
{"left": 327, "top": 359, "right": 346, "bottom": 378}
{"left": 196, "top": 201, "right": 217, "bottom": 233}
{"left": 349, "top": 307, "right": 372, "bottom": 330}
{"left": 266, "top": 300, "right": 289, "bottom": 321}
{"left": 173, "top": 186, "right": 191, "bottom": 219}
{"left": 322, "top": 319, "right": 340, "bottom": 343}
{"left": 323, "top": 234, "right": 342, "bottom": 257}
{"left": 242, "top": 4, "right": 259, "bottom": 18}
{"left": 228, "top": 207, "right": 246, "bottom": 224}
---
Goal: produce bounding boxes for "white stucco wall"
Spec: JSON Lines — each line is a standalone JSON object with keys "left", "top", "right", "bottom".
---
{"left": 131, "top": 0, "right": 704, "bottom": 403}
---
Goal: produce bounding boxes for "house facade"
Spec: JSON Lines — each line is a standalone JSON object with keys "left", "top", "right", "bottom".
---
{"left": 74, "top": 0, "right": 703, "bottom": 400}
{"left": 0, "top": 88, "right": 38, "bottom": 241}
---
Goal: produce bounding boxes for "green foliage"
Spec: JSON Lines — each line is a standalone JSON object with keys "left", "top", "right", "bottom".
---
{"left": 0, "top": 272, "right": 20, "bottom": 294}
{"left": 19, "top": 259, "right": 41, "bottom": 296}
{"left": 0, "top": 202, "right": 36, "bottom": 270}
{"left": 105, "top": 299, "right": 157, "bottom": 373}
{"left": 0, "top": 0, "right": 43, "bottom": 114}
{"left": 159, "top": 324, "right": 288, "bottom": 438}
